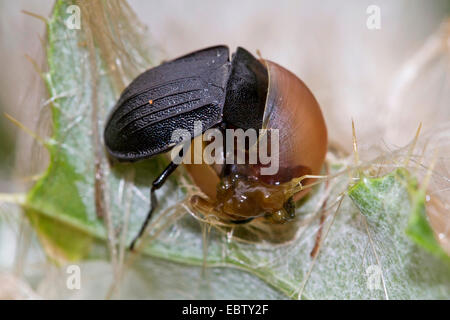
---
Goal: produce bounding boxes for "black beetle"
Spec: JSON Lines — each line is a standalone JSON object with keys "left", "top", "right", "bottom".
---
{"left": 104, "top": 46, "right": 327, "bottom": 250}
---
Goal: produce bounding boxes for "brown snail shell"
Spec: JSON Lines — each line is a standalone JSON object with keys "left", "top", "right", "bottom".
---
{"left": 261, "top": 60, "right": 327, "bottom": 200}
{"left": 185, "top": 59, "right": 327, "bottom": 203}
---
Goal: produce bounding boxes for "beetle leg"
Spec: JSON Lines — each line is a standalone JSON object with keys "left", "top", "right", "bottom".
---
{"left": 129, "top": 158, "right": 181, "bottom": 251}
